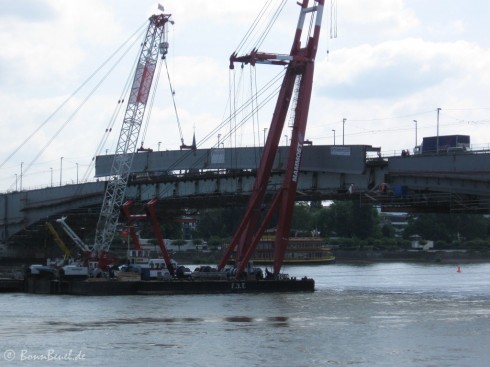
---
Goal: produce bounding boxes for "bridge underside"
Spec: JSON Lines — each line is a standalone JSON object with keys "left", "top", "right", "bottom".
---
{"left": 1, "top": 146, "right": 489, "bottom": 246}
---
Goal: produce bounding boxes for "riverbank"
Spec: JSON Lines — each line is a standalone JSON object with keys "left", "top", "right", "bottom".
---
{"left": 333, "top": 249, "right": 490, "bottom": 263}
{"left": 1, "top": 249, "right": 489, "bottom": 279}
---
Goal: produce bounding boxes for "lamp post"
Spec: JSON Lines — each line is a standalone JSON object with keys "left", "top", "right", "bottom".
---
{"left": 50, "top": 168, "right": 53, "bottom": 187}
{"left": 284, "top": 135, "right": 288, "bottom": 146}
{"left": 413, "top": 120, "right": 418, "bottom": 147}
{"left": 217, "top": 134, "right": 221, "bottom": 147}
{"left": 332, "top": 129, "right": 336, "bottom": 145}
{"left": 14, "top": 174, "right": 17, "bottom": 191}
{"left": 76, "top": 162, "right": 79, "bottom": 184}
{"left": 342, "top": 118, "right": 346, "bottom": 145}
{"left": 158, "top": 141, "right": 161, "bottom": 151}
{"left": 60, "top": 157, "right": 64, "bottom": 186}
{"left": 20, "top": 162, "right": 23, "bottom": 191}
{"left": 436, "top": 108, "right": 441, "bottom": 153}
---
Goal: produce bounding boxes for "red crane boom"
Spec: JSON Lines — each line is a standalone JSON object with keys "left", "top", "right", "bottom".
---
{"left": 218, "top": 0, "right": 324, "bottom": 276}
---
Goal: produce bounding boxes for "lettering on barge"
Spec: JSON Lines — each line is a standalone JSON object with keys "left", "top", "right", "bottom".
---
{"left": 231, "top": 282, "right": 246, "bottom": 290}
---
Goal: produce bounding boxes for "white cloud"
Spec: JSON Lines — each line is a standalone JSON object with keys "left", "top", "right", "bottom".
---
{"left": 342, "top": 0, "right": 419, "bottom": 35}
{"left": 0, "top": 0, "right": 489, "bottom": 191}
{"left": 317, "top": 38, "right": 490, "bottom": 100}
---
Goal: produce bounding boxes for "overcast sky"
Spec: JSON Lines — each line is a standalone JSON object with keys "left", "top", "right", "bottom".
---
{"left": 1, "top": 0, "right": 489, "bottom": 191}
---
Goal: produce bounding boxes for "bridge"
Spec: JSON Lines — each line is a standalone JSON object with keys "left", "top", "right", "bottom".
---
{"left": 1, "top": 144, "right": 489, "bottom": 245}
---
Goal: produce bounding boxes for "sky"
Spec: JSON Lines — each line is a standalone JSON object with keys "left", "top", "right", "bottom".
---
{"left": 0, "top": 0, "right": 489, "bottom": 192}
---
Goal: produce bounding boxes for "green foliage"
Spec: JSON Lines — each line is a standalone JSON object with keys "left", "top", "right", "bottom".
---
{"left": 465, "top": 239, "right": 489, "bottom": 250}
{"left": 193, "top": 207, "right": 243, "bottom": 240}
{"left": 292, "top": 203, "right": 315, "bottom": 231}
{"left": 381, "top": 222, "right": 396, "bottom": 238}
{"left": 161, "top": 221, "right": 183, "bottom": 239}
{"left": 191, "top": 202, "right": 490, "bottom": 252}
{"left": 404, "top": 213, "right": 489, "bottom": 243}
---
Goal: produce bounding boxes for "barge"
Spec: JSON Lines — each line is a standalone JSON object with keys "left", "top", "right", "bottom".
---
{"left": 25, "top": 276, "right": 314, "bottom": 295}
{"left": 0, "top": 278, "right": 24, "bottom": 293}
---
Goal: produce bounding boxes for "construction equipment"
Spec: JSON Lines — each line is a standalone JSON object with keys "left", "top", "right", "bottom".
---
{"left": 121, "top": 199, "right": 175, "bottom": 276}
{"left": 51, "top": 10, "right": 173, "bottom": 269}
{"left": 121, "top": 200, "right": 145, "bottom": 251}
{"left": 56, "top": 217, "right": 91, "bottom": 257}
{"left": 92, "top": 11, "right": 173, "bottom": 264}
{"left": 45, "top": 221, "right": 71, "bottom": 259}
{"left": 218, "top": 0, "right": 325, "bottom": 276}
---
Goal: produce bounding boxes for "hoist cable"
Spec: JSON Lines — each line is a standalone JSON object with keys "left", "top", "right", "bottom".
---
{"left": 134, "top": 68, "right": 286, "bottom": 199}
{"left": 141, "top": 58, "right": 164, "bottom": 147}
{"left": 78, "top": 26, "right": 148, "bottom": 188}
{"left": 254, "top": 0, "right": 288, "bottom": 51}
{"left": 24, "top": 46, "right": 137, "bottom": 177}
{"left": 234, "top": 0, "right": 275, "bottom": 55}
{"left": 0, "top": 20, "right": 148, "bottom": 171}
{"left": 164, "top": 59, "right": 184, "bottom": 145}
{"left": 136, "top": 80, "right": 283, "bottom": 200}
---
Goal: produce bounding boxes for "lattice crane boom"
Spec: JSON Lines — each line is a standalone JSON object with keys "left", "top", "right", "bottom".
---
{"left": 93, "top": 12, "right": 172, "bottom": 256}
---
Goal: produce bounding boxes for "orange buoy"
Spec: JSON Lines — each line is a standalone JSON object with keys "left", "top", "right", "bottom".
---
{"left": 457, "top": 266, "right": 461, "bottom": 273}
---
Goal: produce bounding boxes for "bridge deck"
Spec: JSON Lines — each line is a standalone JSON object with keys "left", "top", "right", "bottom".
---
{"left": 1, "top": 146, "right": 489, "bottom": 242}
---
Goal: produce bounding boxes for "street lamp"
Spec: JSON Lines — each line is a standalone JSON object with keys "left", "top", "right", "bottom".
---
{"left": 332, "top": 129, "right": 336, "bottom": 145}
{"left": 217, "top": 134, "right": 221, "bottom": 147}
{"left": 413, "top": 120, "right": 418, "bottom": 147}
{"left": 342, "top": 118, "right": 346, "bottom": 145}
{"left": 60, "top": 157, "right": 64, "bottom": 186}
{"left": 76, "top": 162, "right": 79, "bottom": 184}
{"left": 20, "top": 162, "right": 24, "bottom": 191}
{"left": 50, "top": 168, "right": 53, "bottom": 187}
{"left": 158, "top": 141, "right": 162, "bottom": 151}
{"left": 14, "top": 174, "right": 17, "bottom": 191}
{"left": 436, "top": 108, "right": 441, "bottom": 153}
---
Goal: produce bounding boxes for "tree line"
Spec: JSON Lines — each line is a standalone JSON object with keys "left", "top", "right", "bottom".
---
{"left": 191, "top": 201, "right": 490, "bottom": 250}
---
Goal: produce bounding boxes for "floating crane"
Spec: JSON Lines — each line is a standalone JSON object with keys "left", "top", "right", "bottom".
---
{"left": 93, "top": 11, "right": 173, "bottom": 266}
{"left": 53, "top": 10, "right": 174, "bottom": 268}
{"left": 218, "top": 0, "right": 325, "bottom": 276}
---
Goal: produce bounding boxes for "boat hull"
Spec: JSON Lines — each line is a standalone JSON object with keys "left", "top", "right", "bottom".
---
{"left": 251, "top": 257, "right": 336, "bottom": 265}
{"left": 25, "top": 277, "right": 315, "bottom": 295}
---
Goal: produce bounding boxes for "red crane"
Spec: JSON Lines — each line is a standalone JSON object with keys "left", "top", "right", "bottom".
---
{"left": 121, "top": 199, "right": 175, "bottom": 276}
{"left": 218, "top": 0, "right": 325, "bottom": 276}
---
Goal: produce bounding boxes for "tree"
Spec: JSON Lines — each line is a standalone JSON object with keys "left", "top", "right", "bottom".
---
{"left": 291, "top": 202, "right": 315, "bottom": 233}
{"left": 351, "top": 203, "right": 380, "bottom": 239}
{"left": 403, "top": 213, "right": 490, "bottom": 242}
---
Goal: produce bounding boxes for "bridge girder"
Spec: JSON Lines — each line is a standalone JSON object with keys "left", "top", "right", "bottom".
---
{"left": 2, "top": 148, "right": 490, "bottom": 244}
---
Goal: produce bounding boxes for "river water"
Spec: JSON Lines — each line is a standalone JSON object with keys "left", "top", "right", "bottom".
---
{"left": 1, "top": 262, "right": 489, "bottom": 366}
